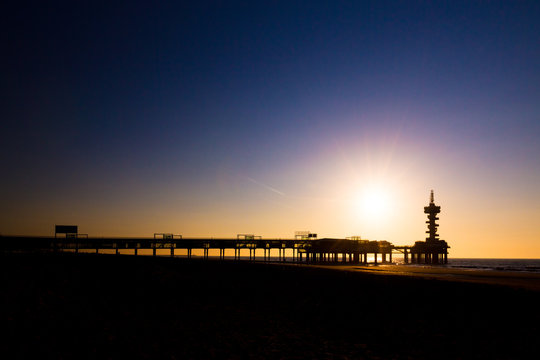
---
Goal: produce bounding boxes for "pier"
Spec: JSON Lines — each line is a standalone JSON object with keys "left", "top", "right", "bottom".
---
{"left": 1, "top": 191, "right": 449, "bottom": 264}
{"left": 1, "top": 235, "right": 400, "bottom": 264}
{"left": 1, "top": 234, "right": 447, "bottom": 265}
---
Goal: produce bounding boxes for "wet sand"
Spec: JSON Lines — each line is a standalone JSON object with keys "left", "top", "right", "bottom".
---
{"left": 313, "top": 264, "right": 540, "bottom": 291}
{"left": 3, "top": 253, "right": 539, "bottom": 359}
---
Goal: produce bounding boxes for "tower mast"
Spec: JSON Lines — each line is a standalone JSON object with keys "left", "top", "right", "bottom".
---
{"left": 424, "top": 189, "right": 441, "bottom": 243}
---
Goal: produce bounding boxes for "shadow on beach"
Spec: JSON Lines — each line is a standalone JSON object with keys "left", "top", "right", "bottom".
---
{"left": 3, "top": 253, "right": 539, "bottom": 359}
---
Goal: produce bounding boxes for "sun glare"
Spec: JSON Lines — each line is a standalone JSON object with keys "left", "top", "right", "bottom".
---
{"left": 354, "top": 185, "right": 392, "bottom": 221}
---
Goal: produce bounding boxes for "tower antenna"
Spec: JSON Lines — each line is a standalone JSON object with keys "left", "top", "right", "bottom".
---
{"left": 430, "top": 189, "right": 434, "bottom": 204}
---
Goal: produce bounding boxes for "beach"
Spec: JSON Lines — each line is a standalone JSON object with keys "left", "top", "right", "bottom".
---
{"left": 3, "top": 253, "right": 539, "bottom": 359}
{"left": 315, "top": 264, "right": 540, "bottom": 291}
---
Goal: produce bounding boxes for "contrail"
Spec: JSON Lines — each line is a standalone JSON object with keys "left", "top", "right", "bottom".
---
{"left": 247, "top": 177, "right": 285, "bottom": 196}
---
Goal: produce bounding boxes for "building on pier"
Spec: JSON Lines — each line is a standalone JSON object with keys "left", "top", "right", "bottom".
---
{"left": 411, "top": 190, "right": 449, "bottom": 264}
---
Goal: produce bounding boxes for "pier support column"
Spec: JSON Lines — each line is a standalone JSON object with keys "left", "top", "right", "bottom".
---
{"left": 374, "top": 253, "right": 378, "bottom": 265}
{"left": 444, "top": 253, "right": 448, "bottom": 264}
{"left": 389, "top": 252, "right": 392, "bottom": 263}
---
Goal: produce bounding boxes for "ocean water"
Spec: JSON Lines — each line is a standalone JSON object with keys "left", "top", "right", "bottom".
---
{"left": 389, "top": 256, "right": 540, "bottom": 272}
{"left": 445, "top": 258, "right": 540, "bottom": 273}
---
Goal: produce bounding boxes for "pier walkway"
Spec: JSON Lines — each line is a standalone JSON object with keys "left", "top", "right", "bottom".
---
{"left": 0, "top": 235, "right": 446, "bottom": 264}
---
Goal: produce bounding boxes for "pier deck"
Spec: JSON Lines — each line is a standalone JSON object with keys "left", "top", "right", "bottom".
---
{"left": 2, "top": 236, "right": 407, "bottom": 264}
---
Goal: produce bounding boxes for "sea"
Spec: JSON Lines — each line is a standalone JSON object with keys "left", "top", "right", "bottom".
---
{"left": 444, "top": 258, "right": 540, "bottom": 273}
{"left": 390, "top": 257, "right": 540, "bottom": 273}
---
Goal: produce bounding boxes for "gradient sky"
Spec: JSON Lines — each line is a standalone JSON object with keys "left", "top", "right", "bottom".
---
{"left": 2, "top": 1, "right": 539, "bottom": 258}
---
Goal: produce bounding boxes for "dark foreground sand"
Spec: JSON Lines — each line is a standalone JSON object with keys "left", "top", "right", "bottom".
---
{"left": 3, "top": 254, "right": 539, "bottom": 359}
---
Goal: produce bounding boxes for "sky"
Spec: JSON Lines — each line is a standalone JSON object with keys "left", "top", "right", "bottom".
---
{"left": 1, "top": 1, "right": 539, "bottom": 258}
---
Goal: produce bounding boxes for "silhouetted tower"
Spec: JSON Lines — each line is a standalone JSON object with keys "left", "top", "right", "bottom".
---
{"left": 424, "top": 190, "right": 441, "bottom": 243}
{"left": 411, "top": 190, "right": 449, "bottom": 264}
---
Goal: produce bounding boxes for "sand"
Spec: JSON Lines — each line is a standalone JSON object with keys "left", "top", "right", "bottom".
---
{"left": 3, "top": 253, "right": 539, "bottom": 359}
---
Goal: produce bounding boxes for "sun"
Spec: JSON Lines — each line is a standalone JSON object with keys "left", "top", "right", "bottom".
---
{"left": 354, "top": 185, "right": 391, "bottom": 221}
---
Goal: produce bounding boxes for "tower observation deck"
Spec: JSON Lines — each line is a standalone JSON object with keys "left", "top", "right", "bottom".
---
{"left": 425, "top": 190, "right": 441, "bottom": 242}
{"left": 411, "top": 190, "right": 449, "bottom": 264}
